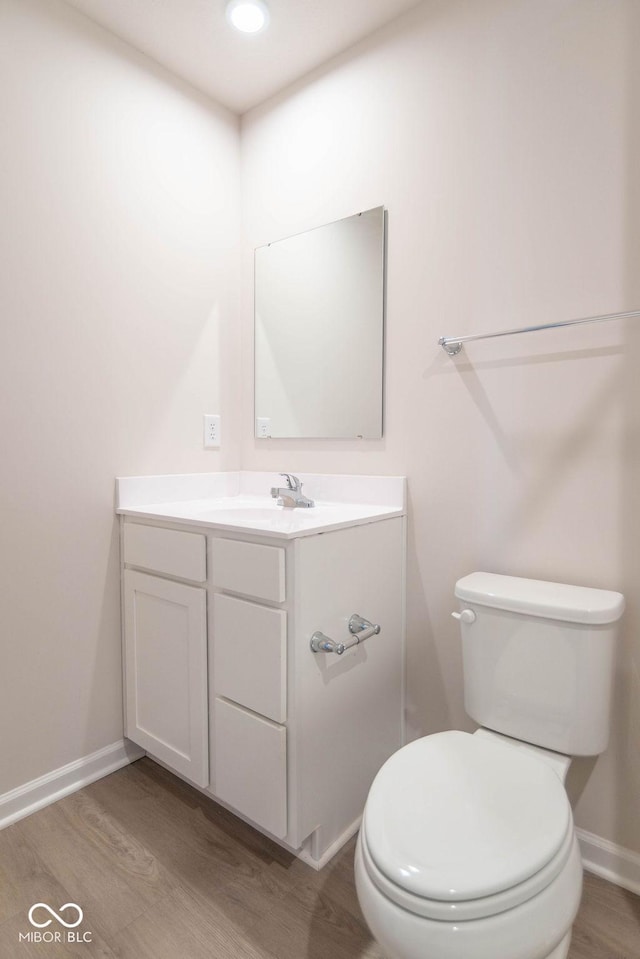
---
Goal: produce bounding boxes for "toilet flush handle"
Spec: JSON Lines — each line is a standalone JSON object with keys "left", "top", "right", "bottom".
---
{"left": 451, "top": 608, "right": 476, "bottom": 624}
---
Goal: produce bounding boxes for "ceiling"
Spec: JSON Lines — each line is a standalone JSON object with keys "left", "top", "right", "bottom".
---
{"left": 62, "top": 0, "right": 424, "bottom": 114}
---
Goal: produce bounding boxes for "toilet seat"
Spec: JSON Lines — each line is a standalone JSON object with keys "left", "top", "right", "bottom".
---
{"left": 362, "top": 730, "right": 573, "bottom": 921}
{"left": 360, "top": 817, "right": 575, "bottom": 921}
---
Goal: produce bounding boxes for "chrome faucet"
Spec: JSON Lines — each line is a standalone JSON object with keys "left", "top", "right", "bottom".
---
{"left": 271, "top": 474, "right": 315, "bottom": 509}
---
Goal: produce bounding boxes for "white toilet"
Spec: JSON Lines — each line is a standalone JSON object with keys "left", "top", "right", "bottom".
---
{"left": 355, "top": 572, "right": 625, "bottom": 959}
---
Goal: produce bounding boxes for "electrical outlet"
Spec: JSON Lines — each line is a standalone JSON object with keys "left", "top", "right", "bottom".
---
{"left": 256, "top": 417, "right": 271, "bottom": 438}
{"left": 203, "top": 414, "right": 221, "bottom": 448}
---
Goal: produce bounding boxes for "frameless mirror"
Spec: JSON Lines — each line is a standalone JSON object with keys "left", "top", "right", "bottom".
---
{"left": 254, "top": 206, "right": 385, "bottom": 439}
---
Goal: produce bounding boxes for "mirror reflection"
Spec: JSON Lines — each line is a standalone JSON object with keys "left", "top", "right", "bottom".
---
{"left": 254, "top": 206, "right": 385, "bottom": 439}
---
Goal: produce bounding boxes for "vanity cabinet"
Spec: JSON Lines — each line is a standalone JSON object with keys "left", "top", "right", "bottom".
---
{"left": 120, "top": 510, "right": 404, "bottom": 866}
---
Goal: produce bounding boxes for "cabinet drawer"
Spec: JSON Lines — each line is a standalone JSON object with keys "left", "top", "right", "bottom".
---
{"left": 123, "top": 523, "right": 206, "bottom": 582}
{"left": 214, "top": 698, "right": 287, "bottom": 838}
{"left": 211, "top": 538, "right": 285, "bottom": 602}
{"left": 213, "top": 595, "right": 286, "bottom": 723}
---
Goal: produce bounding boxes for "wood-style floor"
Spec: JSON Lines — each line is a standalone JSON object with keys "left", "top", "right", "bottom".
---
{"left": 0, "top": 758, "right": 638, "bottom": 958}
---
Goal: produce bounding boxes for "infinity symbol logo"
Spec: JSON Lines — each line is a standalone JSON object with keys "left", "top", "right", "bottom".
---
{"left": 28, "top": 903, "right": 84, "bottom": 929}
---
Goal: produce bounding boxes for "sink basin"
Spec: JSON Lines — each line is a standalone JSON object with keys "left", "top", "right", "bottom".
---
{"left": 202, "top": 507, "right": 283, "bottom": 523}
{"left": 117, "top": 497, "right": 402, "bottom": 538}
{"left": 188, "top": 505, "right": 323, "bottom": 529}
{"left": 171, "top": 499, "right": 341, "bottom": 531}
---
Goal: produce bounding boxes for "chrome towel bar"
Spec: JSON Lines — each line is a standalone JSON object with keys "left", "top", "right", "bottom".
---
{"left": 439, "top": 308, "right": 640, "bottom": 356}
{"left": 310, "top": 614, "right": 381, "bottom": 656}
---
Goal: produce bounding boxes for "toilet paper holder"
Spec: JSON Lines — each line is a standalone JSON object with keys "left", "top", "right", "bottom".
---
{"left": 310, "top": 614, "right": 381, "bottom": 656}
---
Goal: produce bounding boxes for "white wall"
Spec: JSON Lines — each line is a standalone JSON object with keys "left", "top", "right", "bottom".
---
{"left": 0, "top": 0, "right": 240, "bottom": 793}
{"left": 241, "top": 0, "right": 640, "bottom": 854}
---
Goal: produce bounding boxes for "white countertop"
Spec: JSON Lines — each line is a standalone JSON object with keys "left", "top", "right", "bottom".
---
{"left": 115, "top": 472, "right": 406, "bottom": 540}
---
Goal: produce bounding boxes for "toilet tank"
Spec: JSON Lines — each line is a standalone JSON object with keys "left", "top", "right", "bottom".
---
{"left": 455, "top": 572, "right": 625, "bottom": 756}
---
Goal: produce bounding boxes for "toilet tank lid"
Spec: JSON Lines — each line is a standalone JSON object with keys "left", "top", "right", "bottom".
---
{"left": 455, "top": 572, "right": 625, "bottom": 625}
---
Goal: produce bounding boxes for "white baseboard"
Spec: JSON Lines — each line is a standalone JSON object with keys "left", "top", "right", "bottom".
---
{"left": 577, "top": 827, "right": 640, "bottom": 896}
{"left": 0, "top": 739, "right": 145, "bottom": 831}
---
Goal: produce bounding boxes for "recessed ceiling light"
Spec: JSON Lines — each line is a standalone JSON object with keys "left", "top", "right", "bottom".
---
{"left": 226, "top": 0, "right": 270, "bottom": 34}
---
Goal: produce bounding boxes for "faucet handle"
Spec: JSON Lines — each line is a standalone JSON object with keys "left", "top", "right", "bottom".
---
{"left": 280, "top": 473, "right": 301, "bottom": 491}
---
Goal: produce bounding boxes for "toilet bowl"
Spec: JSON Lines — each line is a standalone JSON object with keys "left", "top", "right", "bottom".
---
{"left": 355, "top": 572, "right": 625, "bottom": 959}
{"left": 354, "top": 730, "right": 582, "bottom": 959}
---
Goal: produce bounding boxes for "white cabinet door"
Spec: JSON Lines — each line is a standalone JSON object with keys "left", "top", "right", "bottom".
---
{"left": 124, "top": 570, "right": 208, "bottom": 787}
